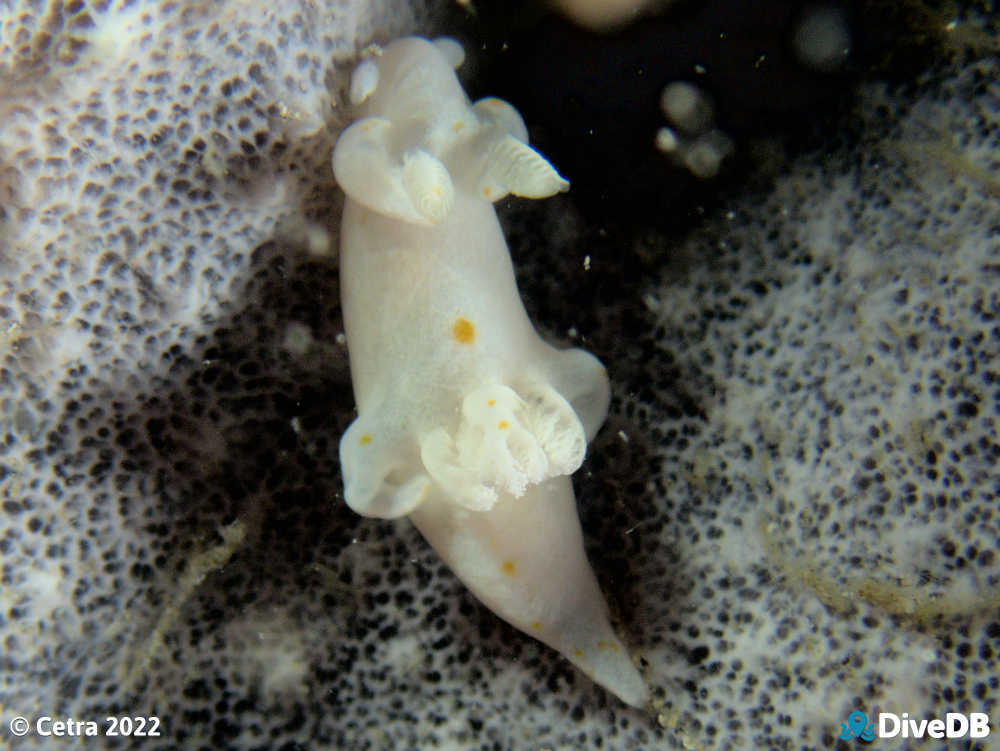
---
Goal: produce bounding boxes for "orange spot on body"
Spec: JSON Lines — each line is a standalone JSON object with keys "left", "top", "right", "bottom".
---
{"left": 532, "top": 621, "right": 542, "bottom": 630}
{"left": 452, "top": 317, "right": 476, "bottom": 344}
{"left": 497, "top": 420, "right": 510, "bottom": 430}
{"left": 501, "top": 560, "right": 516, "bottom": 576}
{"left": 487, "top": 399, "right": 496, "bottom": 406}
{"left": 359, "top": 434, "right": 372, "bottom": 446}
{"left": 574, "top": 648, "right": 583, "bottom": 658}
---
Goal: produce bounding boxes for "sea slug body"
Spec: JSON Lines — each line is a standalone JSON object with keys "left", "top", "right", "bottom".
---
{"left": 332, "top": 36, "right": 648, "bottom": 707}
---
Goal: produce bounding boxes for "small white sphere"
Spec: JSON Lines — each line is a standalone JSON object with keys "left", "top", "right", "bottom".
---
{"left": 660, "top": 81, "right": 714, "bottom": 135}
{"left": 683, "top": 130, "right": 734, "bottom": 179}
{"left": 793, "top": 5, "right": 851, "bottom": 72}
{"left": 654, "top": 126, "right": 678, "bottom": 153}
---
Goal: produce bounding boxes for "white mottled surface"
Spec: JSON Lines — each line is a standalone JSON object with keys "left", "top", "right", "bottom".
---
{"left": 629, "top": 57, "right": 1000, "bottom": 746}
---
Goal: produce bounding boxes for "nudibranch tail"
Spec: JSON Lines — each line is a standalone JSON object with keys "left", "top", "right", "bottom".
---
{"left": 409, "top": 477, "right": 649, "bottom": 708}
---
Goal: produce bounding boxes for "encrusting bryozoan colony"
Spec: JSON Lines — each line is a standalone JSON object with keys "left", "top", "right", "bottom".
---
{"left": 332, "top": 36, "right": 648, "bottom": 707}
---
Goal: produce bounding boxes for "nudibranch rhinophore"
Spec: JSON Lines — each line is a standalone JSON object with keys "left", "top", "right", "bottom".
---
{"left": 332, "top": 36, "right": 648, "bottom": 708}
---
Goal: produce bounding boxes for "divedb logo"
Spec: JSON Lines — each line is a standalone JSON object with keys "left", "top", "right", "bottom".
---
{"left": 840, "top": 709, "right": 991, "bottom": 741}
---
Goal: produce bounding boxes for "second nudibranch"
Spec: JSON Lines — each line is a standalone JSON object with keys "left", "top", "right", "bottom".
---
{"left": 332, "top": 36, "right": 648, "bottom": 707}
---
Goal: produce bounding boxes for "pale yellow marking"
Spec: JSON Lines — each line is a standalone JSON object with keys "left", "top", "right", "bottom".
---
{"left": 532, "top": 621, "right": 543, "bottom": 630}
{"left": 487, "top": 399, "right": 496, "bottom": 406}
{"left": 452, "top": 317, "right": 476, "bottom": 344}
{"left": 501, "top": 560, "right": 516, "bottom": 576}
{"left": 453, "top": 121, "right": 465, "bottom": 132}
{"left": 359, "top": 434, "right": 372, "bottom": 446}
{"left": 483, "top": 186, "right": 492, "bottom": 198}
{"left": 497, "top": 420, "right": 510, "bottom": 430}
{"left": 574, "top": 648, "right": 583, "bottom": 658}
{"left": 413, "top": 483, "right": 430, "bottom": 506}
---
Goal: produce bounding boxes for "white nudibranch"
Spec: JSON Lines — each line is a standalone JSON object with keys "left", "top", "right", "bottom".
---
{"left": 332, "top": 36, "right": 648, "bottom": 708}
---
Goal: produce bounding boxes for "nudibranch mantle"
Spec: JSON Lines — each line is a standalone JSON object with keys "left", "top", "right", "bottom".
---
{"left": 333, "top": 36, "right": 648, "bottom": 708}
